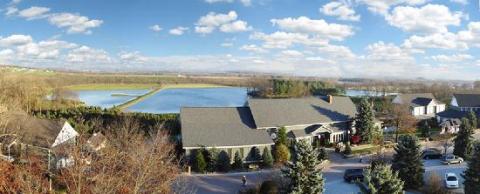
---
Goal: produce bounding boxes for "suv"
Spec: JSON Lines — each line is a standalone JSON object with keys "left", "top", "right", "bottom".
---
{"left": 442, "top": 155, "right": 464, "bottom": 165}
{"left": 422, "top": 149, "right": 443, "bottom": 160}
{"left": 344, "top": 168, "right": 364, "bottom": 183}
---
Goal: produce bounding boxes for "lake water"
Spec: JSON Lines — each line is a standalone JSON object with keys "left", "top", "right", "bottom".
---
{"left": 75, "top": 89, "right": 150, "bottom": 109}
{"left": 126, "top": 87, "right": 248, "bottom": 114}
{"left": 345, "top": 89, "right": 398, "bottom": 97}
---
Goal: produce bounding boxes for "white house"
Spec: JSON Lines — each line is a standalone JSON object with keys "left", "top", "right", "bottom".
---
{"left": 392, "top": 93, "right": 446, "bottom": 117}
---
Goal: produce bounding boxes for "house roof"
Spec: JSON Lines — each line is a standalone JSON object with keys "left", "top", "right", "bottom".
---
{"left": 5, "top": 113, "right": 66, "bottom": 148}
{"left": 453, "top": 93, "right": 480, "bottom": 107}
{"left": 248, "top": 96, "right": 357, "bottom": 128}
{"left": 395, "top": 93, "right": 440, "bottom": 107}
{"left": 180, "top": 107, "right": 274, "bottom": 148}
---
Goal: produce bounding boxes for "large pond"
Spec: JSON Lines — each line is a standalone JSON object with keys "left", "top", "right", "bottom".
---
{"left": 126, "top": 87, "right": 248, "bottom": 114}
{"left": 75, "top": 89, "right": 150, "bottom": 109}
{"left": 345, "top": 89, "right": 398, "bottom": 97}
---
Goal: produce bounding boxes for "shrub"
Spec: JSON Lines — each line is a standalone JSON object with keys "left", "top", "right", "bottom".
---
{"left": 216, "top": 151, "right": 231, "bottom": 172}
{"left": 344, "top": 143, "right": 352, "bottom": 155}
{"left": 274, "top": 143, "right": 290, "bottom": 164}
{"left": 259, "top": 181, "right": 279, "bottom": 194}
{"left": 192, "top": 150, "right": 206, "bottom": 173}
{"left": 262, "top": 147, "right": 273, "bottom": 168}
{"left": 318, "top": 147, "right": 328, "bottom": 161}
{"left": 233, "top": 151, "right": 243, "bottom": 170}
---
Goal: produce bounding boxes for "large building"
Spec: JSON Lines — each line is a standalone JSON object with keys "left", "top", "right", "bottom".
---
{"left": 180, "top": 96, "right": 357, "bottom": 162}
{"left": 392, "top": 93, "right": 446, "bottom": 118}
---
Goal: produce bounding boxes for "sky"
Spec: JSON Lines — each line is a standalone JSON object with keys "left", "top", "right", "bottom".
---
{"left": 0, "top": 0, "right": 479, "bottom": 80}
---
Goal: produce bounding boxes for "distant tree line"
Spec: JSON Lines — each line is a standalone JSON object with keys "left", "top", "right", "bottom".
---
{"left": 250, "top": 79, "right": 345, "bottom": 98}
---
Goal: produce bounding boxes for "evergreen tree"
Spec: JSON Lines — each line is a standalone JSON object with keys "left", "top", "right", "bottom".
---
{"left": 364, "top": 164, "right": 404, "bottom": 194}
{"left": 192, "top": 150, "right": 206, "bottom": 173}
{"left": 202, "top": 148, "right": 219, "bottom": 172}
{"left": 282, "top": 140, "right": 324, "bottom": 194}
{"left": 453, "top": 118, "right": 474, "bottom": 158}
{"left": 318, "top": 147, "right": 328, "bottom": 161}
{"left": 467, "top": 111, "right": 478, "bottom": 129}
{"left": 233, "top": 151, "right": 243, "bottom": 170}
{"left": 392, "top": 135, "right": 424, "bottom": 189}
{"left": 344, "top": 142, "right": 352, "bottom": 155}
{"left": 463, "top": 142, "right": 480, "bottom": 194}
{"left": 249, "top": 147, "right": 262, "bottom": 161}
{"left": 277, "top": 127, "right": 288, "bottom": 145}
{"left": 355, "top": 98, "right": 376, "bottom": 143}
{"left": 274, "top": 143, "right": 290, "bottom": 164}
{"left": 262, "top": 147, "right": 273, "bottom": 168}
{"left": 216, "top": 151, "right": 231, "bottom": 172}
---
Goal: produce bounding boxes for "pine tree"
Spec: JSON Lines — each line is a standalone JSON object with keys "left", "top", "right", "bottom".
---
{"left": 216, "top": 151, "right": 231, "bottom": 172}
{"left": 463, "top": 142, "right": 480, "bottom": 194}
{"left": 282, "top": 140, "right": 324, "bottom": 194}
{"left": 202, "top": 148, "right": 219, "bottom": 172}
{"left": 364, "top": 164, "right": 404, "bottom": 194}
{"left": 277, "top": 127, "right": 288, "bottom": 145}
{"left": 192, "top": 150, "right": 206, "bottom": 173}
{"left": 453, "top": 118, "right": 474, "bottom": 158}
{"left": 392, "top": 135, "right": 424, "bottom": 189}
{"left": 355, "top": 98, "right": 376, "bottom": 143}
{"left": 467, "top": 111, "right": 478, "bottom": 129}
{"left": 274, "top": 143, "right": 290, "bottom": 164}
{"left": 262, "top": 147, "right": 273, "bottom": 168}
{"left": 233, "top": 151, "right": 243, "bottom": 170}
{"left": 249, "top": 147, "right": 262, "bottom": 161}
{"left": 318, "top": 147, "right": 328, "bottom": 161}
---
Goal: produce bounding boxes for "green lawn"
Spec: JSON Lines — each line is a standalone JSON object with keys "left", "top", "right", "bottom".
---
{"left": 351, "top": 144, "right": 381, "bottom": 155}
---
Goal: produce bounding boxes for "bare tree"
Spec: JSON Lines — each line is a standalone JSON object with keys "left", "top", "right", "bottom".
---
{"left": 58, "top": 119, "right": 182, "bottom": 194}
{"left": 392, "top": 104, "right": 417, "bottom": 141}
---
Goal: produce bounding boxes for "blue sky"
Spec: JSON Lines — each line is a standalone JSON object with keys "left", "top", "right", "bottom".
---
{"left": 1, "top": 0, "right": 480, "bottom": 80}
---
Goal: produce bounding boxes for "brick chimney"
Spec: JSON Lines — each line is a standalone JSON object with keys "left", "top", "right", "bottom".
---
{"left": 328, "top": 95, "right": 333, "bottom": 104}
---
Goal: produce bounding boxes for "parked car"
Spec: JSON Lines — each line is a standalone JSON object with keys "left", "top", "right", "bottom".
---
{"left": 422, "top": 149, "right": 443, "bottom": 160}
{"left": 344, "top": 168, "right": 364, "bottom": 183}
{"left": 444, "top": 173, "right": 459, "bottom": 189}
{"left": 442, "top": 155, "right": 464, "bottom": 165}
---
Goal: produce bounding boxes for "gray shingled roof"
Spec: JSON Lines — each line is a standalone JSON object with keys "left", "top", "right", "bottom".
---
{"left": 180, "top": 107, "right": 274, "bottom": 148}
{"left": 453, "top": 93, "right": 480, "bottom": 107}
{"left": 248, "top": 96, "right": 357, "bottom": 128}
{"left": 395, "top": 93, "right": 438, "bottom": 107}
{"left": 6, "top": 113, "right": 65, "bottom": 148}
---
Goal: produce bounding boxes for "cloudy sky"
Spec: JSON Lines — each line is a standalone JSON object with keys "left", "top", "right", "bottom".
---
{"left": 0, "top": 0, "right": 479, "bottom": 80}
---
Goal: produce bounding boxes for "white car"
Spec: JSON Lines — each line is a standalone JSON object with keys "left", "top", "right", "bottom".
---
{"left": 444, "top": 173, "right": 459, "bottom": 189}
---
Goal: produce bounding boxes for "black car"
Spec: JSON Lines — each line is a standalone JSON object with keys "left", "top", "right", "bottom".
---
{"left": 344, "top": 168, "right": 364, "bottom": 182}
{"left": 422, "top": 149, "right": 443, "bottom": 160}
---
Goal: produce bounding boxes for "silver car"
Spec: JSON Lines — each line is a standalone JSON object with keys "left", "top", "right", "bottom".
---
{"left": 444, "top": 173, "right": 459, "bottom": 189}
{"left": 442, "top": 155, "right": 464, "bottom": 165}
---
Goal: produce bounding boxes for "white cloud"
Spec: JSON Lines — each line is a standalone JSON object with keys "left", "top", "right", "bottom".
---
{"left": 48, "top": 13, "right": 103, "bottom": 34}
{"left": 429, "top": 54, "right": 473, "bottom": 63}
{"left": 169, "top": 26, "right": 188, "bottom": 35}
{"left": 240, "top": 44, "right": 268, "bottom": 53}
{"left": 280, "top": 50, "right": 303, "bottom": 57}
{"left": 18, "top": 6, "right": 50, "bottom": 20}
{"left": 219, "top": 20, "right": 252, "bottom": 32}
{"left": 119, "top": 51, "right": 149, "bottom": 64}
{"left": 358, "top": 0, "right": 428, "bottom": 15}
{"left": 403, "top": 33, "right": 468, "bottom": 51}
{"left": 0, "top": 34, "right": 33, "bottom": 46}
{"left": 221, "top": 42, "right": 234, "bottom": 47}
{"left": 365, "top": 41, "right": 414, "bottom": 64}
{"left": 270, "top": 16, "right": 354, "bottom": 41}
{"left": 149, "top": 24, "right": 162, "bottom": 32}
{"left": 450, "top": 0, "right": 468, "bottom": 5}
{"left": 320, "top": 1, "right": 360, "bottom": 21}
{"left": 5, "top": 6, "right": 18, "bottom": 16}
{"left": 457, "top": 22, "right": 480, "bottom": 48}
{"left": 250, "top": 31, "right": 314, "bottom": 49}
{"left": 67, "top": 46, "right": 111, "bottom": 63}
{"left": 195, "top": 11, "right": 251, "bottom": 34}
{"left": 386, "top": 4, "right": 463, "bottom": 34}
